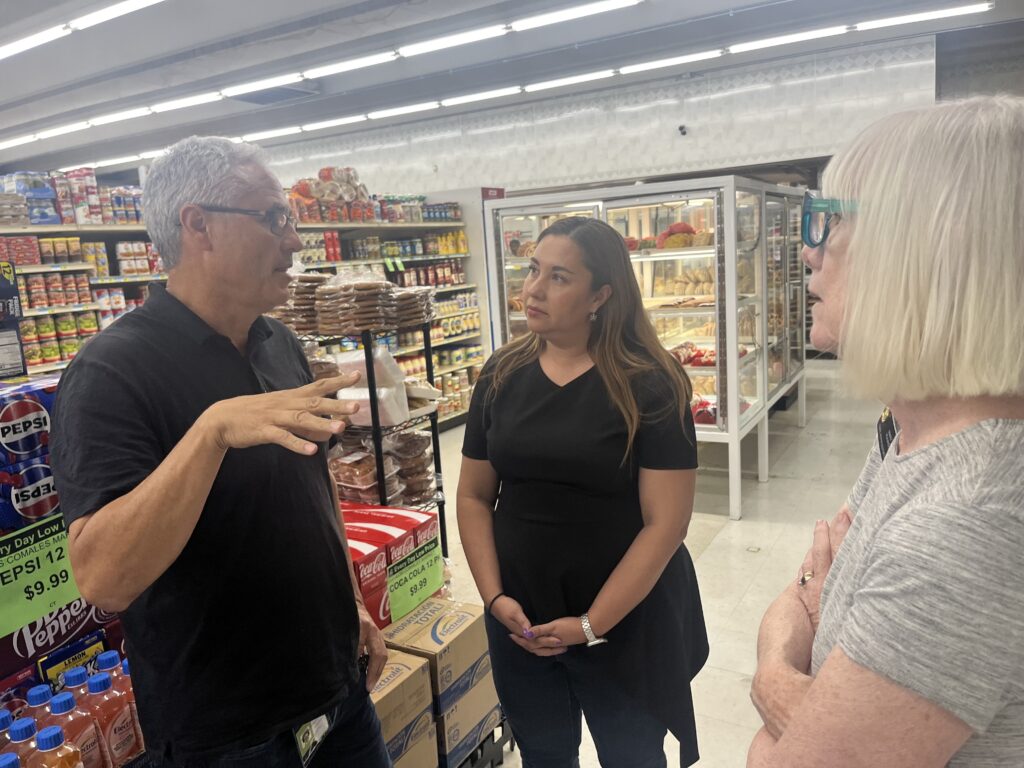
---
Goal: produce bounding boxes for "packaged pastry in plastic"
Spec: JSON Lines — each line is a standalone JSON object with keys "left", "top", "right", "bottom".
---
{"left": 388, "top": 430, "right": 433, "bottom": 460}
{"left": 328, "top": 450, "right": 398, "bottom": 488}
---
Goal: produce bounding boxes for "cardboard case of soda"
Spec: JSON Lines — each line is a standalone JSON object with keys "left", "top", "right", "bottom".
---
{"left": 0, "top": 377, "right": 60, "bottom": 535}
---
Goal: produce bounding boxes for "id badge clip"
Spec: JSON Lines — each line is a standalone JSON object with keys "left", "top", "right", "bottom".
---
{"left": 293, "top": 714, "right": 330, "bottom": 767}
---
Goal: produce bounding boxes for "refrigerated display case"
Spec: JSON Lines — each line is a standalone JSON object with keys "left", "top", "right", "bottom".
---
{"left": 484, "top": 177, "right": 806, "bottom": 519}
{"left": 492, "top": 203, "right": 600, "bottom": 342}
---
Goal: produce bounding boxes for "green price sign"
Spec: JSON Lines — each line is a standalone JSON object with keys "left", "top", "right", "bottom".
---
{"left": 394, "top": 258, "right": 405, "bottom": 271}
{"left": 384, "top": 257, "right": 395, "bottom": 271}
{"left": 387, "top": 537, "right": 443, "bottom": 620}
{"left": 0, "top": 515, "right": 83, "bottom": 638}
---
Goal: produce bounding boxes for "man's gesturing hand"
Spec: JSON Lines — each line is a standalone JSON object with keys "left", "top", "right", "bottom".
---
{"left": 201, "top": 373, "right": 361, "bottom": 455}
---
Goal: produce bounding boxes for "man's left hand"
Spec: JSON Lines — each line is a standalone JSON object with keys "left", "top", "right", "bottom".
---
{"left": 357, "top": 604, "right": 388, "bottom": 691}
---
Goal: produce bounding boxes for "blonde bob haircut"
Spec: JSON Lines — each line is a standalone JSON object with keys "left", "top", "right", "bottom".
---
{"left": 824, "top": 95, "right": 1024, "bottom": 403}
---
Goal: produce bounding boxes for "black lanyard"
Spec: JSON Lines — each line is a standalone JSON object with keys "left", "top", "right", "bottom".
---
{"left": 877, "top": 407, "right": 899, "bottom": 459}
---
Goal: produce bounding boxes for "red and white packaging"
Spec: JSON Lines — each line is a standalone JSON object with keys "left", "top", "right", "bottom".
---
{"left": 341, "top": 503, "right": 439, "bottom": 547}
{"left": 344, "top": 522, "right": 417, "bottom": 565}
{"left": 361, "top": 586, "right": 391, "bottom": 630}
{"left": 347, "top": 539, "right": 387, "bottom": 597}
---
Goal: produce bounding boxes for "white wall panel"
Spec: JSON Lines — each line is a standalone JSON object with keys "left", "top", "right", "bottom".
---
{"left": 265, "top": 37, "right": 935, "bottom": 192}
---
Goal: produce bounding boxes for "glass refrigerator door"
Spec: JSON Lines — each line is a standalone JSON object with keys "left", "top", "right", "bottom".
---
{"left": 735, "top": 189, "right": 764, "bottom": 426}
{"left": 786, "top": 198, "right": 806, "bottom": 375}
{"left": 605, "top": 192, "right": 721, "bottom": 429}
{"left": 765, "top": 196, "right": 788, "bottom": 398}
{"left": 496, "top": 206, "right": 598, "bottom": 343}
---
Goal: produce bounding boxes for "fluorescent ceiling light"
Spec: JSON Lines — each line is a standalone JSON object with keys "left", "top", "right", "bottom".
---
{"left": 88, "top": 107, "right": 153, "bottom": 125}
{"left": 303, "top": 52, "right": 399, "bottom": 79}
{"left": 856, "top": 3, "right": 992, "bottom": 31}
{"left": 139, "top": 149, "right": 167, "bottom": 159}
{"left": 441, "top": 87, "right": 523, "bottom": 107}
{"left": 243, "top": 126, "right": 303, "bottom": 142}
{"left": 0, "top": 25, "right": 72, "bottom": 62}
{"left": 368, "top": 102, "right": 440, "bottom": 119}
{"left": 309, "top": 150, "right": 353, "bottom": 159}
{"left": 728, "top": 25, "right": 848, "bottom": 53}
{"left": 0, "top": 134, "right": 38, "bottom": 151}
{"left": 511, "top": 0, "right": 641, "bottom": 32}
{"left": 93, "top": 155, "right": 141, "bottom": 168}
{"left": 69, "top": 0, "right": 167, "bottom": 30}
{"left": 59, "top": 164, "right": 95, "bottom": 172}
{"left": 222, "top": 73, "right": 303, "bottom": 97}
{"left": 524, "top": 70, "right": 615, "bottom": 92}
{"left": 36, "top": 121, "right": 92, "bottom": 139}
{"left": 229, "top": 137, "right": 244, "bottom": 143}
{"left": 398, "top": 25, "right": 508, "bottom": 57}
{"left": 151, "top": 91, "right": 223, "bottom": 112}
{"left": 301, "top": 115, "right": 368, "bottom": 132}
{"left": 411, "top": 130, "right": 463, "bottom": 144}
{"left": 620, "top": 49, "right": 722, "bottom": 75}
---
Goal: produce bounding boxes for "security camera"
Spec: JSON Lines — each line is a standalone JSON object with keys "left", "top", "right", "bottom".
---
{"left": 678, "top": 125, "right": 688, "bottom": 136}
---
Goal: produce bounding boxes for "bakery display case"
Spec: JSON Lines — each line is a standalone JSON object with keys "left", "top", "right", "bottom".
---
{"left": 483, "top": 177, "right": 806, "bottom": 519}
{"left": 492, "top": 203, "right": 600, "bottom": 342}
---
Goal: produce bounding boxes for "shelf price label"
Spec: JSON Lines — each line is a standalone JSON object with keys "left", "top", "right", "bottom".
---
{"left": 0, "top": 515, "right": 83, "bottom": 638}
{"left": 384, "top": 257, "right": 395, "bottom": 272}
{"left": 387, "top": 537, "right": 443, "bottom": 620}
{"left": 394, "top": 258, "right": 405, "bottom": 271}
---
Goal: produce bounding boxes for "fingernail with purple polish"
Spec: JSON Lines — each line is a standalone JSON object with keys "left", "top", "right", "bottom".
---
{"left": 523, "top": 629, "right": 535, "bottom": 639}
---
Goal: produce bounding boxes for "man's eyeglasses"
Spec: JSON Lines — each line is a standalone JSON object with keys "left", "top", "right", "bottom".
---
{"left": 194, "top": 204, "right": 297, "bottom": 236}
{"left": 801, "top": 190, "right": 855, "bottom": 249}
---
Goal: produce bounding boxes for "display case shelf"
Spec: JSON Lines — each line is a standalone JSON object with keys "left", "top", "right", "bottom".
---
{"left": 296, "top": 222, "right": 464, "bottom": 231}
{"left": 629, "top": 247, "right": 716, "bottom": 263}
{"left": 435, "top": 283, "right": 477, "bottom": 294}
{"left": 302, "top": 254, "right": 470, "bottom": 269}
{"left": 435, "top": 308, "right": 481, "bottom": 322}
{"left": 395, "top": 332, "right": 483, "bottom": 357}
{"left": 90, "top": 274, "right": 167, "bottom": 285}
{"left": 435, "top": 361, "right": 483, "bottom": 377}
{"left": 26, "top": 360, "right": 70, "bottom": 374}
{"left": 16, "top": 262, "right": 94, "bottom": 274}
{"left": 23, "top": 303, "right": 100, "bottom": 317}
{"left": 0, "top": 224, "right": 147, "bottom": 235}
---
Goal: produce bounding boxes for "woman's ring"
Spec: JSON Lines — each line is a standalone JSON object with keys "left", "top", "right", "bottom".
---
{"left": 799, "top": 571, "right": 814, "bottom": 586}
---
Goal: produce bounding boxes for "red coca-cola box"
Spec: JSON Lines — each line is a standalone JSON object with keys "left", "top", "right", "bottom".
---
{"left": 345, "top": 521, "right": 418, "bottom": 565}
{"left": 347, "top": 538, "right": 387, "bottom": 598}
{"left": 0, "top": 598, "right": 119, "bottom": 680}
{"left": 362, "top": 586, "right": 391, "bottom": 630}
{"left": 341, "top": 503, "right": 440, "bottom": 547}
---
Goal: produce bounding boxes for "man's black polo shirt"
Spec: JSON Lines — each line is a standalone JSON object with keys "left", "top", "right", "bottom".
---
{"left": 50, "top": 284, "right": 359, "bottom": 761}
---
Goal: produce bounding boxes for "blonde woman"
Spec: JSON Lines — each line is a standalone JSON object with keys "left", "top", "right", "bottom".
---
{"left": 457, "top": 217, "right": 708, "bottom": 767}
{"left": 749, "top": 96, "right": 1024, "bottom": 767}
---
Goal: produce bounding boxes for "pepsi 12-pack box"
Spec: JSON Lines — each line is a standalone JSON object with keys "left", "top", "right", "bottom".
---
{"left": 0, "top": 376, "right": 60, "bottom": 534}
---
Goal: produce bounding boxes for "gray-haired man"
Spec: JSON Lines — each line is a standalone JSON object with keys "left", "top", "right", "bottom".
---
{"left": 50, "top": 136, "right": 392, "bottom": 767}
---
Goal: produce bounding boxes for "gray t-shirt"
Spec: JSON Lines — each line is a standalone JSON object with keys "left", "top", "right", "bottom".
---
{"left": 812, "top": 419, "right": 1024, "bottom": 766}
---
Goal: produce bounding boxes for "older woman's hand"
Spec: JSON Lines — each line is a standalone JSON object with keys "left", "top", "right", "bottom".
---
{"left": 795, "top": 507, "right": 852, "bottom": 631}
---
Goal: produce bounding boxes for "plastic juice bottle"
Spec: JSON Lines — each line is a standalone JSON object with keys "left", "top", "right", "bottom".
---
{"left": 28, "top": 727, "right": 82, "bottom": 768}
{"left": 0, "top": 750, "right": 20, "bottom": 767}
{"left": 115, "top": 662, "right": 142, "bottom": 752}
{"left": 62, "top": 669, "right": 89, "bottom": 703}
{"left": 92, "top": 655, "right": 121, "bottom": 688}
{"left": 1, "top": 709, "right": 13, "bottom": 752}
{"left": 24, "top": 687, "right": 60, "bottom": 734}
{"left": 48, "top": 694, "right": 109, "bottom": 768}
{"left": 84, "top": 676, "right": 137, "bottom": 768}
{"left": 5, "top": 720, "right": 37, "bottom": 764}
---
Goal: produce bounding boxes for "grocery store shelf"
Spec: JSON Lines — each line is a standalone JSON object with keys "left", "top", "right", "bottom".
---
{"left": 435, "top": 284, "right": 476, "bottom": 294}
{"left": 438, "top": 409, "right": 470, "bottom": 429}
{"left": 436, "top": 332, "right": 481, "bottom": 347}
{"left": 647, "top": 306, "right": 715, "bottom": 317}
{"left": 505, "top": 258, "right": 531, "bottom": 270}
{"left": 300, "top": 254, "right": 471, "bottom": 269}
{"left": 296, "top": 222, "right": 465, "bottom": 231}
{"left": 434, "top": 361, "right": 483, "bottom": 377}
{"left": 629, "top": 246, "right": 716, "bottom": 263}
{"left": 16, "top": 262, "right": 95, "bottom": 274}
{"left": 395, "top": 343, "right": 425, "bottom": 356}
{"left": 0, "top": 224, "right": 146, "bottom": 235}
{"left": 26, "top": 360, "right": 70, "bottom": 375}
{"left": 686, "top": 365, "right": 718, "bottom": 375}
{"left": 23, "top": 303, "right": 100, "bottom": 317}
{"left": 435, "top": 308, "right": 480, "bottom": 322}
{"left": 90, "top": 274, "right": 167, "bottom": 285}
{"left": 508, "top": 312, "right": 526, "bottom": 322}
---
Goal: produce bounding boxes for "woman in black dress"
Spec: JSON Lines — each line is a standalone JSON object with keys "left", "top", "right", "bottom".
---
{"left": 457, "top": 217, "right": 708, "bottom": 768}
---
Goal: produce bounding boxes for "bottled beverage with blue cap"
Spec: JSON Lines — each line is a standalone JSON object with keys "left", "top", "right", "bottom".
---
{"left": 61, "top": 668, "right": 89, "bottom": 703}
{"left": 6, "top": 718, "right": 38, "bottom": 764}
{"left": 30, "top": 725, "right": 82, "bottom": 768}
{"left": 25, "top": 685, "right": 60, "bottom": 733}
{"left": 48, "top": 691, "right": 110, "bottom": 768}
{"left": 1, "top": 707, "right": 13, "bottom": 752}
{"left": 85, "top": 674, "right": 138, "bottom": 767}
{"left": 0, "top": 751, "right": 22, "bottom": 768}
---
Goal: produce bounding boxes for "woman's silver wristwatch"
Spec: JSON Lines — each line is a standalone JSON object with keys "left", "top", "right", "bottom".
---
{"left": 581, "top": 613, "right": 608, "bottom": 647}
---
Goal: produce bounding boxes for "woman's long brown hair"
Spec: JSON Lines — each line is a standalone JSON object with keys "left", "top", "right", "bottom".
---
{"left": 487, "top": 217, "right": 693, "bottom": 460}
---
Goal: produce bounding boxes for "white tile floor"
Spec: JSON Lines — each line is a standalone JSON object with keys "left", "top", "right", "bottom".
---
{"left": 437, "top": 360, "right": 880, "bottom": 767}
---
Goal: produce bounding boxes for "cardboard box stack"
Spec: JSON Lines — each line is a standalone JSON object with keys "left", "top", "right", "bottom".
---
{"left": 370, "top": 649, "right": 437, "bottom": 768}
{"left": 384, "top": 599, "right": 501, "bottom": 768}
